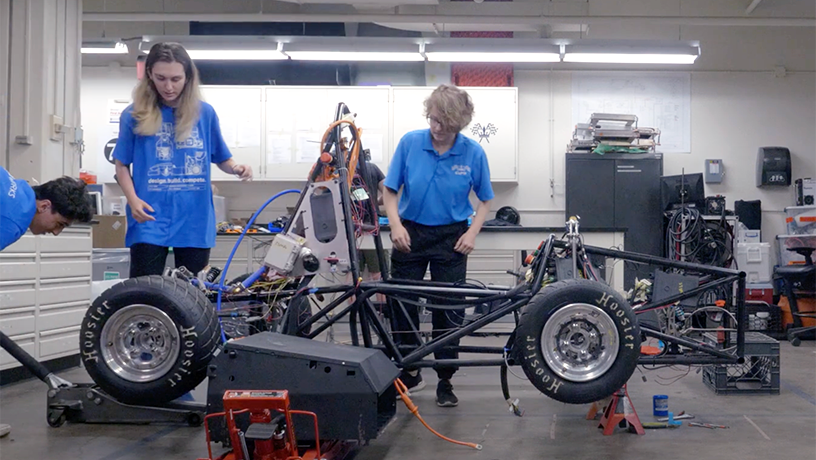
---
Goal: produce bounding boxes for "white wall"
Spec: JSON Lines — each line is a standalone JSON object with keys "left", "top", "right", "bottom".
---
{"left": 5, "top": 0, "right": 83, "bottom": 180}
{"left": 80, "top": 65, "right": 137, "bottom": 185}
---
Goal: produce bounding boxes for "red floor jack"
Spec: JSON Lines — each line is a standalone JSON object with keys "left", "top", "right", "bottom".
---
{"left": 200, "top": 390, "right": 340, "bottom": 460}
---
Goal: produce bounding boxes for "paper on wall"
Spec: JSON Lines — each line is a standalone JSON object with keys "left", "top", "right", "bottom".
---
{"left": 108, "top": 100, "right": 129, "bottom": 124}
{"left": 296, "top": 132, "right": 321, "bottom": 164}
{"left": 267, "top": 134, "right": 293, "bottom": 164}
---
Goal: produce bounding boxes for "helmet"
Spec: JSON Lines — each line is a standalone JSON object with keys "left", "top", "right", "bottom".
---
{"left": 495, "top": 206, "right": 520, "bottom": 225}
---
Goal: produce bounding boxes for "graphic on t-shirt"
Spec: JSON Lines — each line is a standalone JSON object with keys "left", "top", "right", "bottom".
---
{"left": 185, "top": 151, "right": 206, "bottom": 175}
{"left": 156, "top": 123, "right": 174, "bottom": 160}
{"left": 147, "top": 123, "right": 208, "bottom": 193}
{"left": 148, "top": 163, "right": 176, "bottom": 177}
{"left": 177, "top": 126, "right": 204, "bottom": 150}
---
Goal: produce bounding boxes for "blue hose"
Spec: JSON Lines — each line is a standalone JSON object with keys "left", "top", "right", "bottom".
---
{"left": 216, "top": 189, "right": 301, "bottom": 343}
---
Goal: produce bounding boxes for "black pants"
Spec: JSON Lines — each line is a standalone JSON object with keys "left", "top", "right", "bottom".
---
{"left": 129, "top": 243, "right": 211, "bottom": 278}
{"left": 390, "top": 220, "right": 468, "bottom": 380}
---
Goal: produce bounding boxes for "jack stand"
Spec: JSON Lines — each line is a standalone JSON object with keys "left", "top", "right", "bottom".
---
{"left": 586, "top": 396, "right": 611, "bottom": 420}
{"left": 597, "top": 385, "right": 645, "bottom": 436}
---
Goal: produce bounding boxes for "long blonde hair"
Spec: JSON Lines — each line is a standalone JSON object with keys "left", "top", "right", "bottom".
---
{"left": 132, "top": 43, "right": 201, "bottom": 141}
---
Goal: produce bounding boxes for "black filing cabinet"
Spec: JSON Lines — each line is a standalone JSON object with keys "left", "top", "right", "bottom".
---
{"left": 566, "top": 153, "right": 663, "bottom": 289}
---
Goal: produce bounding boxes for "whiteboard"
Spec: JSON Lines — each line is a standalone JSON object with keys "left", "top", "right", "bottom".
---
{"left": 392, "top": 87, "right": 518, "bottom": 182}
{"left": 265, "top": 86, "right": 390, "bottom": 181}
{"left": 201, "top": 86, "right": 263, "bottom": 180}
{"left": 571, "top": 72, "right": 691, "bottom": 153}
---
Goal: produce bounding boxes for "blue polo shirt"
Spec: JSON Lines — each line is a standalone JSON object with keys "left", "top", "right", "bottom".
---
{"left": 385, "top": 129, "right": 493, "bottom": 226}
{"left": 0, "top": 166, "right": 36, "bottom": 251}
{"left": 113, "top": 102, "right": 232, "bottom": 248}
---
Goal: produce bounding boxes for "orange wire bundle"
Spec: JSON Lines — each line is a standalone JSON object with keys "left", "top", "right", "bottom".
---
{"left": 309, "top": 119, "right": 362, "bottom": 185}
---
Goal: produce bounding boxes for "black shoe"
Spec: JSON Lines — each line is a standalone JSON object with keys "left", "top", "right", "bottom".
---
{"left": 397, "top": 371, "right": 426, "bottom": 396}
{"left": 436, "top": 379, "right": 459, "bottom": 407}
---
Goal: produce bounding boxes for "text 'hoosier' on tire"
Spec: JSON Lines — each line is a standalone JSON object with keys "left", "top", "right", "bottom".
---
{"left": 515, "top": 279, "right": 641, "bottom": 405}
{"left": 79, "top": 276, "right": 220, "bottom": 404}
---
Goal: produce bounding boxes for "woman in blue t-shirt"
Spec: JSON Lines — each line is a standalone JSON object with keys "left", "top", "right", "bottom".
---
{"left": 113, "top": 42, "right": 253, "bottom": 278}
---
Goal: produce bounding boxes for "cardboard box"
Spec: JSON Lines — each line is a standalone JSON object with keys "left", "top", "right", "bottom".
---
{"left": 93, "top": 215, "right": 127, "bottom": 248}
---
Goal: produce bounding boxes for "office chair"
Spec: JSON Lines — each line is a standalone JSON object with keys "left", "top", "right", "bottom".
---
{"left": 775, "top": 247, "right": 816, "bottom": 346}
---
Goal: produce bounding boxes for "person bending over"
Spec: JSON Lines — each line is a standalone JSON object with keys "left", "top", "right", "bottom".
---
{"left": 383, "top": 84, "right": 494, "bottom": 407}
{"left": 0, "top": 165, "right": 93, "bottom": 436}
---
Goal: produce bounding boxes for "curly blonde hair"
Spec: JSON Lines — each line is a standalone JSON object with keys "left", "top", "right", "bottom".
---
{"left": 132, "top": 42, "right": 201, "bottom": 141}
{"left": 423, "top": 84, "right": 474, "bottom": 133}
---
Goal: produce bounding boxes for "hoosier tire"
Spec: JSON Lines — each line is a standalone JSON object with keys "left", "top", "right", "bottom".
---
{"left": 515, "top": 279, "right": 640, "bottom": 404}
{"left": 79, "top": 276, "right": 219, "bottom": 404}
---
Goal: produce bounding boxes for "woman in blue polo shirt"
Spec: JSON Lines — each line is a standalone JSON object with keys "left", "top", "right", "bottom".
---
{"left": 114, "top": 42, "right": 253, "bottom": 278}
{"left": 383, "top": 84, "right": 494, "bottom": 407}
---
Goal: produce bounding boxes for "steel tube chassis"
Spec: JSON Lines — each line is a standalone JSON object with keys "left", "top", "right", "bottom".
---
{"left": 216, "top": 101, "right": 746, "bottom": 377}
{"left": 219, "top": 233, "right": 747, "bottom": 369}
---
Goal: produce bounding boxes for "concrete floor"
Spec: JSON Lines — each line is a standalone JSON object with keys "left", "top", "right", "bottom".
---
{"left": 1, "top": 337, "right": 815, "bottom": 460}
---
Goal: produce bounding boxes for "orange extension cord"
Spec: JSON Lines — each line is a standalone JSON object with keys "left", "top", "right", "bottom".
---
{"left": 311, "top": 118, "right": 361, "bottom": 185}
{"left": 394, "top": 378, "right": 482, "bottom": 451}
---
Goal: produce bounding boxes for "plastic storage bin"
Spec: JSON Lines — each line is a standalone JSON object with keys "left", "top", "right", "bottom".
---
{"left": 214, "top": 195, "right": 227, "bottom": 224}
{"left": 776, "top": 234, "right": 816, "bottom": 266}
{"left": 92, "top": 248, "right": 130, "bottom": 281}
{"left": 746, "top": 283, "right": 774, "bottom": 305}
{"left": 736, "top": 242, "right": 772, "bottom": 283}
{"left": 784, "top": 205, "right": 816, "bottom": 235}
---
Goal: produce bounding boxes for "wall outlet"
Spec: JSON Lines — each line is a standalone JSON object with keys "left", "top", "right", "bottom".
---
{"left": 50, "top": 115, "right": 64, "bottom": 141}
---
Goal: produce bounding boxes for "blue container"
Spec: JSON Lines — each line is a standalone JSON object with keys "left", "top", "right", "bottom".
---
{"left": 653, "top": 395, "right": 669, "bottom": 417}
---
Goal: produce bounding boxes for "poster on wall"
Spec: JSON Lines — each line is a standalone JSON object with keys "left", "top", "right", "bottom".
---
{"left": 571, "top": 72, "right": 691, "bottom": 153}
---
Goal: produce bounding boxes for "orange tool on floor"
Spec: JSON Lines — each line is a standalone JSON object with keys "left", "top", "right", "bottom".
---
{"left": 198, "top": 390, "right": 322, "bottom": 460}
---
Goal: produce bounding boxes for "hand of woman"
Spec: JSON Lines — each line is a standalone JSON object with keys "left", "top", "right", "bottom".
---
{"left": 454, "top": 230, "right": 477, "bottom": 255}
{"left": 232, "top": 164, "right": 254, "bottom": 181}
{"left": 129, "top": 197, "right": 156, "bottom": 223}
{"left": 390, "top": 224, "right": 411, "bottom": 253}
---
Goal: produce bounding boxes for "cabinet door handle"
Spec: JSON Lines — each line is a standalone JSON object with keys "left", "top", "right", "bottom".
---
{"left": 617, "top": 169, "right": 642, "bottom": 173}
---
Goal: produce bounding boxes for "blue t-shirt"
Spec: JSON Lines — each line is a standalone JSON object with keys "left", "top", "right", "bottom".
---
{"left": 113, "top": 102, "right": 232, "bottom": 248}
{"left": 0, "top": 166, "right": 36, "bottom": 251}
{"left": 384, "top": 129, "right": 494, "bottom": 226}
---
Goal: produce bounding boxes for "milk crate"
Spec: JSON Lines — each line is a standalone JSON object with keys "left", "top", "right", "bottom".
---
{"left": 702, "top": 332, "right": 780, "bottom": 395}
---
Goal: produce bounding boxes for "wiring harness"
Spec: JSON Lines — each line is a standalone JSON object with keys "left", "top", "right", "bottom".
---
{"left": 666, "top": 207, "right": 733, "bottom": 267}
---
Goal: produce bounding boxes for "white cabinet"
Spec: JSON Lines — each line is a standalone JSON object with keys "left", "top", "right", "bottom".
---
{"left": 201, "top": 86, "right": 265, "bottom": 181}
{"left": 0, "top": 227, "right": 92, "bottom": 370}
{"left": 391, "top": 87, "right": 518, "bottom": 182}
{"left": 200, "top": 85, "right": 517, "bottom": 183}
{"left": 213, "top": 234, "right": 277, "bottom": 281}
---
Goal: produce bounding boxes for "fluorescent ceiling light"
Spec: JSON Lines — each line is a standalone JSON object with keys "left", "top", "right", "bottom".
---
{"left": 564, "top": 53, "right": 698, "bottom": 64}
{"left": 186, "top": 49, "right": 288, "bottom": 60}
{"left": 426, "top": 52, "right": 560, "bottom": 63}
{"left": 285, "top": 51, "right": 424, "bottom": 62}
{"left": 81, "top": 42, "right": 128, "bottom": 54}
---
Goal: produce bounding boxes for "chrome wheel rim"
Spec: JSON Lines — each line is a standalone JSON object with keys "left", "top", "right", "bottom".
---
{"left": 100, "top": 305, "right": 180, "bottom": 383}
{"left": 540, "top": 303, "right": 619, "bottom": 382}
